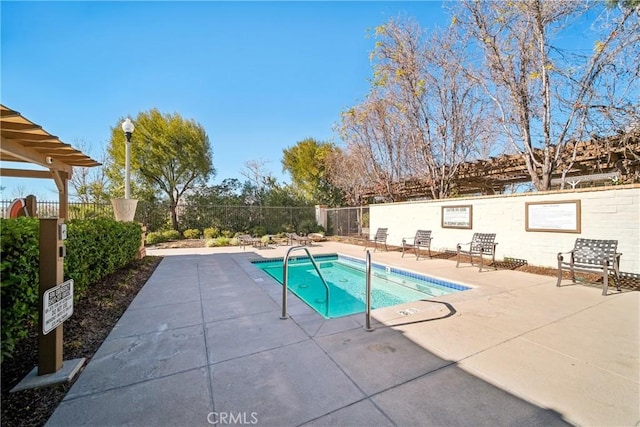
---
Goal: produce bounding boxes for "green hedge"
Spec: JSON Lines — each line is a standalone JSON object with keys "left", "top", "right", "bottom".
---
{"left": 64, "top": 219, "right": 142, "bottom": 298}
{"left": 0, "top": 217, "right": 40, "bottom": 362}
{"left": 0, "top": 218, "right": 142, "bottom": 361}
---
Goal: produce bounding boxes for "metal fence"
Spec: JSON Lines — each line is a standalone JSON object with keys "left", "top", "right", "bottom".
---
{"left": 174, "top": 203, "right": 316, "bottom": 235}
{"left": 326, "top": 206, "right": 369, "bottom": 237}
{"left": 1, "top": 200, "right": 316, "bottom": 234}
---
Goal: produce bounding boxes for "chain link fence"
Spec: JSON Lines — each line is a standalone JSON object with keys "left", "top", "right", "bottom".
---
{"left": 325, "top": 206, "right": 369, "bottom": 237}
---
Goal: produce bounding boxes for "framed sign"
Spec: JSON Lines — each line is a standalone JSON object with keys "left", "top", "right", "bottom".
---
{"left": 525, "top": 200, "right": 581, "bottom": 233}
{"left": 442, "top": 205, "right": 473, "bottom": 229}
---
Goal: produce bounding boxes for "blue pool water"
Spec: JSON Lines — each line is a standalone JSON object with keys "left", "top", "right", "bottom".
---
{"left": 252, "top": 254, "right": 469, "bottom": 318}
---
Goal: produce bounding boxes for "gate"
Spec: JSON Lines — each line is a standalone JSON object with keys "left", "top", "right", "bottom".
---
{"left": 326, "top": 206, "right": 369, "bottom": 237}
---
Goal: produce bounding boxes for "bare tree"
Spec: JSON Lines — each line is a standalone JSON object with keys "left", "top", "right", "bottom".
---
{"left": 338, "top": 91, "right": 415, "bottom": 202}
{"left": 69, "top": 139, "right": 110, "bottom": 203}
{"left": 411, "top": 23, "right": 493, "bottom": 197}
{"left": 338, "top": 16, "right": 490, "bottom": 200}
{"left": 456, "top": 0, "right": 639, "bottom": 190}
{"left": 240, "top": 159, "right": 275, "bottom": 206}
{"left": 325, "top": 146, "right": 370, "bottom": 206}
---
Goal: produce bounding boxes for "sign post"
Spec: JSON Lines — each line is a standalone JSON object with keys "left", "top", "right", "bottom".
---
{"left": 11, "top": 218, "right": 85, "bottom": 392}
{"left": 38, "top": 218, "right": 66, "bottom": 375}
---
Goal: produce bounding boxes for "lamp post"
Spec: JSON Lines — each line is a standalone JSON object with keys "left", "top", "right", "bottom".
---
{"left": 121, "top": 118, "right": 134, "bottom": 199}
{"left": 111, "top": 118, "right": 138, "bottom": 222}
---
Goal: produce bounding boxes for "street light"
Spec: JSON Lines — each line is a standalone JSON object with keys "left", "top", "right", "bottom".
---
{"left": 121, "top": 118, "right": 135, "bottom": 199}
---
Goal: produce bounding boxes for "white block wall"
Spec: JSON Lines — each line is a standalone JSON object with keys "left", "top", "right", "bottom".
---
{"left": 370, "top": 185, "right": 640, "bottom": 274}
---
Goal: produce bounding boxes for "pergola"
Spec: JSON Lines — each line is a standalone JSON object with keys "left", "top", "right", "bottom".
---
{"left": 0, "top": 104, "right": 101, "bottom": 218}
{"left": 362, "top": 129, "right": 640, "bottom": 201}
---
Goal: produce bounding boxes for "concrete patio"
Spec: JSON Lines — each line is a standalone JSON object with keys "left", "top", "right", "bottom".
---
{"left": 46, "top": 241, "right": 639, "bottom": 426}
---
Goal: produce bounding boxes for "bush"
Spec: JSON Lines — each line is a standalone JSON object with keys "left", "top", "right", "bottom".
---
{"left": 280, "top": 223, "right": 295, "bottom": 233}
{"left": 203, "top": 227, "right": 219, "bottom": 239}
{"left": 251, "top": 226, "right": 267, "bottom": 237}
{"left": 297, "top": 219, "right": 324, "bottom": 235}
{"left": 221, "top": 230, "right": 234, "bottom": 238}
{"left": 216, "top": 237, "right": 231, "bottom": 246}
{"left": 146, "top": 231, "right": 167, "bottom": 245}
{"left": 1, "top": 218, "right": 141, "bottom": 361}
{"left": 162, "top": 230, "right": 181, "bottom": 241}
{"left": 204, "top": 237, "right": 231, "bottom": 247}
{"left": 183, "top": 228, "right": 201, "bottom": 239}
{"left": 65, "top": 219, "right": 141, "bottom": 299}
{"left": 0, "top": 217, "right": 39, "bottom": 362}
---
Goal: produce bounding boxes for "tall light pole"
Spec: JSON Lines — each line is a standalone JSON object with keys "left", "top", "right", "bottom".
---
{"left": 121, "top": 118, "right": 135, "bottom": 199}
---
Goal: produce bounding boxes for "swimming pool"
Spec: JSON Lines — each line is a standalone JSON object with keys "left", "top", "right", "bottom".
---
{"left": 252, "top": 254, "right": 469, "bottom": 318}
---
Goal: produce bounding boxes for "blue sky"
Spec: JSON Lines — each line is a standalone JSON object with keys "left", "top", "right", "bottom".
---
{"left": 1, "top": 0, "right": 451, "bottom": 200}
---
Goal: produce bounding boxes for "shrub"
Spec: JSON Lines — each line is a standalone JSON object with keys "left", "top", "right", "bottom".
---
{"left": 229, "top": 237, "right": 240, "bottom": 246}
{"left": 216, "top": 237, "right": 231, "bottom": 246}
{"left": 297, "top": 219, "right": 324, "bottom": 235}
{"left": 64, "top": 219, "right": 142, "bottom": 298}
{"left": 251, "top": 226, "right": 267, "bottom": 237}
{"left": 205, "top": 238, "right": 218, "bottom": 247}
{"left": 203, "top": 227, "right": 219, "bottom": 239}
{"left": 1, "top": 218, "right": 141, "bottom": 361}
{"left": 0, "top": 217, "right": 39, "bottom": 362}
{"left": 162, "top": 230, "right": 181, "bottom": 241}
{"left": 183, "top": 228, "right": 201, "bottom": 239}
{"left": 221, "top": 230, "right": 234, "bottom": 238}
{"left": 146, "top": 231, "right": 167, "bottom": 245}
{"left": 280, "top": 223, "right": 295, "bottom": 233}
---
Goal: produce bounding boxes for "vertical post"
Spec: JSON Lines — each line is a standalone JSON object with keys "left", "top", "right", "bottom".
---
{"left": 281, "top": 255, "right": 290, "bottom": 319}
{"left": 315, "top": 205, "right": 327, "bottom": 230}
{"left": 125, "top": 135, "right": 131, "bottom": 199}
{"left": 25, "top": 195, "right": 38, "bottom": 217}
{"left": 38, "top": 218, "right": 64, "bottom": 374}
{"left": 365, "top": 250, "right": 374, "bottom": 332}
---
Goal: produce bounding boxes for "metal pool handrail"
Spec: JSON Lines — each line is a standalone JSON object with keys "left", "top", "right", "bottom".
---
{"left": 365, "top": 250, "right": 374, "bottom": 331}
{"left": 280, "top": 246, "right": 331, "bottom": 319}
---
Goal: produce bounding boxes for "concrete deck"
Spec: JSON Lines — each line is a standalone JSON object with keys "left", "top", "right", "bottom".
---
{"left": 47, "top": 242, "right": 639, "bottom": 426}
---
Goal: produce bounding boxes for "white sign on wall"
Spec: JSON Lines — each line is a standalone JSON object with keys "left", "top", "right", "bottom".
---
{"left": 525, "top": 200, "right": 581, "bottom": 233}
{"left": 43, "top": 279, "right": 74, "bottom": 335}
{"left": 442, "top": 205, "right": 473, "bottom": 229}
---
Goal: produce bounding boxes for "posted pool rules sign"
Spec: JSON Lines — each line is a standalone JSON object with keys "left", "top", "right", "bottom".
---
{"left": 43, "top": 279, "right": 74, "bottom": 335}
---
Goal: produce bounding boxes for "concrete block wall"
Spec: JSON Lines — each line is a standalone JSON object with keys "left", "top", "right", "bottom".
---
{"left": 369, "top": 185, "right": 640, "bottom": 274}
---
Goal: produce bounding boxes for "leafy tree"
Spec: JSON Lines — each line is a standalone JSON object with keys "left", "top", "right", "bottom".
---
{"left": 606, "top": 0, "right": 640, "bottom": 8}
{"left": 281, "top": 138, "right": 343, "bottom": 205}
{"left": 107, "top": 108, "right": 214, "bottom": 230}
{"left": 186, "top": 178, "right": 244, "bottom": 206}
